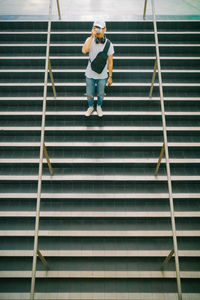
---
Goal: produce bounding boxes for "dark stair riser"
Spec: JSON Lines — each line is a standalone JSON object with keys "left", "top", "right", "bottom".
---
{"left": 0, "top": 198, "right": 199, "bottom": 213}
{"left": 1, "top": 58, "right": 200, "bottom": 70}
{"left": 1, "top": 21, "right": 200, "bottom": 32}
{"left": 1, "top": 71, "right": 200, "bottom": 83}
{"left": 2, "top": 45, "right": 200, "bottom": 57}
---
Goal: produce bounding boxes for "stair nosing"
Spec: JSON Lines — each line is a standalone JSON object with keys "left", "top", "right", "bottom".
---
{"left": 1, "top": 142, "right": 199, "bottom": 147}
{"left": 0, "top": 97, "right": 199, "bottom": 101}
{"left": 0, "top": 158, "right": 199, "bottom": 164}
{"left": 0, "top": 211, "right": 199, "bottom": 218}
{"left": 1, "top": 43, "right": 200, "bottom": 47}
{"left": 1, "top": 69, "right": 200, "bottom": 73}
{"left": 1, "top": 82, "right": 200, "bottom": 87}
{"left": 0, "top": 230, "right": 199, "bottom": 237}
{"left": 0, "top": 270, "right": 199, "bottom": 279}
{"left": 1, "top": 175, "right": 200, "bottom": 181}
{"left": 0, "top": 292, "right": 199, "bottom": 300}
{"left": 2, "top": 55, "right": 200, "bottom": 59}
{"left": 0, "top": 192, "right": 199, "bottom": 199}
{"left": 0, "top": 250, "right": 199, "bottom": 257}
{"left": 1, "top": 30, "right": 200, "bottom": 34}
{"left": 1, "top": 126, "right": 199, "bottom": 131}
{"left": 1, "top": 111, "right": 200, "bottom": 116}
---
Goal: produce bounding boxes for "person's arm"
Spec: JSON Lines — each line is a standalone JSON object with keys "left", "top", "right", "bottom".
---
{"left": 82, "top": 27, "right": 97, "bottom": 54}
{"left": 107, "top": 54, "right": 113, "bottom": 86}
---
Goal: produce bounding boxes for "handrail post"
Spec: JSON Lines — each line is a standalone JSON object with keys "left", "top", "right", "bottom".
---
{"left": 161, "top": 249, "right": 175, "bottom": 270}
{"left": 37, "top": 250, "right": 50, "bottom": 270}
{"left": 30, "top": 0, "right": 52, "bottom": 299}
{"left": 56, "top": 0, "right": 61, "bottom": 20}
{"left": 143, "top": 0, "right": 148, "bottom": 20}
{"left": 154, "top": 142, "right": 165, "bottom": 176}
{"left": 150, "top": 0, "right": 182, "bottom": 299}
{"left": 43, "top": 142, "right": 53, "bottom": 175}
{"left": 48, "top": 58, "right": 57, "bottom": 99}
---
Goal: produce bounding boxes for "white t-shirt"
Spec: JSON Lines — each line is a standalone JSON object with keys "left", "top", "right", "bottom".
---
{"left": 85, "top": 37, "right": 114, "bottom": 79}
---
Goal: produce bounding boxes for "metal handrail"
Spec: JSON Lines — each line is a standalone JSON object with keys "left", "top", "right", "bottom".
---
{"left": 30, "top": 0, "right": 53, "bottom": 299}
{"left": 143, "top": 1, "right": 182, "bottom": 299}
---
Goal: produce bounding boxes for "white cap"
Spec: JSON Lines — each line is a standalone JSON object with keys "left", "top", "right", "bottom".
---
{"left": 93, "top": 20, "right": 106, "bottom": 28}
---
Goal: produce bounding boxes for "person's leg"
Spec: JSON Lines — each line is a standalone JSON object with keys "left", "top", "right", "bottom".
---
{"left": 85, "top": 76, "right": 95, "bottom": 116}
{"left": 86, "top": 76, "right": 95, "bottom": 107}
{"left": 96, "top": 78, "right": 107, "bottom": 106}
{"left": 96, "top": 78, "right": 107, "bottom": 117}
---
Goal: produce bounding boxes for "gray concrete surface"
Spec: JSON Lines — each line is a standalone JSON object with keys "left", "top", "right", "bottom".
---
{"left": 0, "top": 0, "right": 200, "bottom": 20}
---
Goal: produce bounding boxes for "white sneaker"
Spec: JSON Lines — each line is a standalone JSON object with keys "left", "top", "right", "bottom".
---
{"left": 97, "top": 105, "right": 103, "bottom": 117}
{"left": 85, "top": 106, "right": 94, "bottom": 117}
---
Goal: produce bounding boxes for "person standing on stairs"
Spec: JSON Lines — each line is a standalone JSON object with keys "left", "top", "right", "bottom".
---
{"left": 82, "top": 20, "right": 114, "bottom": 117}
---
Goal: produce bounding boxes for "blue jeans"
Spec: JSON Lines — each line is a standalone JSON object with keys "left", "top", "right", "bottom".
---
{"left": 86, "top": 76, "right": 107, "bottom": 107}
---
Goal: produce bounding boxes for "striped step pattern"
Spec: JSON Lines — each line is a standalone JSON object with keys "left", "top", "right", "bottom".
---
{"left": 0, "top": 20, "right": 200, "bottom": 300}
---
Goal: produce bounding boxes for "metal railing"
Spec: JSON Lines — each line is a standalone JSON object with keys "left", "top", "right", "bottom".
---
{"left": 143, "top": 1, "right": 182, "bottom": 299}
{"left": 29, "top": 0, "right": 182, "bottom": 298}
{"left": 30, "top": 0, "right": 61, "bottom": 299}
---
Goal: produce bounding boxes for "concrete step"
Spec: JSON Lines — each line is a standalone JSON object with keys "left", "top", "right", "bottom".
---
{"left": 0, "top": 211, "right": 199, "bottom": 218}
{"left": 1, "top": 175, "right": 200, "bottom": 182}
{"left": 0, "top": 270, "right": 199, "bottom": 279}
{"left": 0, "top": 293, "right": 199, "bottom": 300}
{"left": 0, "top": 249, "right": 199, "bottom": 257}
{"left": 0, "top": 230, "right": 199, "bottom": 237}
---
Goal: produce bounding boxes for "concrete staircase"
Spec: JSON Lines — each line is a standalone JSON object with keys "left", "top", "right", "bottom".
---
{"left": 0, "top": 20, "right": 200, "bottom": 300}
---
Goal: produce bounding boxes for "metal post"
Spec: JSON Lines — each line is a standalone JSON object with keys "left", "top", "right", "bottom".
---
{"left": 56, "top": 0, "right": 61, "bottom": 20}
{"left": 149, "top": 58, "right": 157, "bottom": 98}
{"left": 37, "top": 250, "right": 50, "bottom": 270}
{"left": 43, "top": 142, "right": 53, "bottom": 175}
{"left": 150, "top": 0, "right": 182, "bottom": 299}
{"left": 48, "top": 58, "right": 57, "bottom": 99}
{"left": 143, "top": 0, "right": 148, "bottom": 20}
{"left": 30, "top": 0, "right": 52, "bottom": 299}
{"left": 161, "top": 249, "right": 175, "bottom": 269}
{"left": 154, "top": 142, "right": 165, "bottom": 176}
